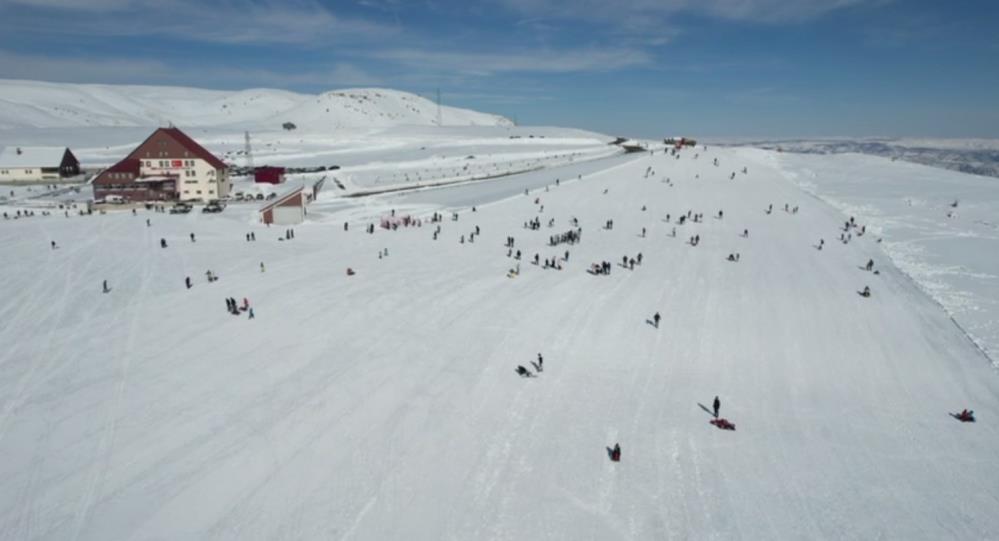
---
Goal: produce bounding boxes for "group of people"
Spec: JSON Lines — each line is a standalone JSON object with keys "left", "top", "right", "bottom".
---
{"left": 549, "top": 228, "right": 581, "bottom": 246}
{"left": 516, "top": 353, "right": 545, "bottom": 378}
{"left": 225, "top": 297, "right": 254, "bottom": 318}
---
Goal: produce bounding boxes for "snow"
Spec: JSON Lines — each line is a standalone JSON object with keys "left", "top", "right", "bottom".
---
{"left": 2, "top": 140, "right": 998, "bottom": 539}
{"left": 0, "top": 146, "right": 67, "bottom": 168}
{"left": 0, "top": 79, "right": 512, "bottom": 131}
{"left": 760, "top": 149, "right": 999, "bottom": 363}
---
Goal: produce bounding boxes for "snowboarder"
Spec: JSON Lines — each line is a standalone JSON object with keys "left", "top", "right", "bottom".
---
{"left": 653, "top": 312, "right": 661, "bottom": 328}
{"left": 610, "top": 443, "right": 621, "bottom": 462}
{"left": 713, "top": 396, "right": 720, "bottom": 418}
{"left": 860, "top": 286, "right": 871, "bottom": 298}
{"left": 346, "top": 267, "right": 356, "bottom": 276}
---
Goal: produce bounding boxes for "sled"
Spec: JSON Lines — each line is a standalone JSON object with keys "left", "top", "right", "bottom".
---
{"left": 950, "top": 412, "right": 976, "bottom": 423}
{"left": 710, "top": 418, "right": 736, "bottom": 431}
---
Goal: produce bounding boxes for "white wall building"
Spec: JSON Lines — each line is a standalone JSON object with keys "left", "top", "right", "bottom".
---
{"left": 0, "top": 147, "right": 80, "bottom": 182}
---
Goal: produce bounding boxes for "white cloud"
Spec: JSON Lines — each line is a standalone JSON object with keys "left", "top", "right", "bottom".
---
{"left": 373, "top": 47, "right": 653, "bottom": 76}
{"left": 498, "top": 0, "right": 872, "bottom": 25}
{"left": 0, "top": 0, "right": 396, "bottom": 45}
{"left": 0, "top": 50, "right": 382, "bottom": 90}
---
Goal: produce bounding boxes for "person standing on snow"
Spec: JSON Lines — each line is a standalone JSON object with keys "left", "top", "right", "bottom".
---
{"left": 610, "top": 443, "right": 621, "bottom": 462}
{"left": 653, "top": 312, "right": 661, "bottom": 328}
{"left": 713, "top": 396, "right": 721, "bottom": 418}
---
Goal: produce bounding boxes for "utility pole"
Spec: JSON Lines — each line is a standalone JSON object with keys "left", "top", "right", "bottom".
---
{"left": 244, "top": 131, "right": 254, "bottom": 170}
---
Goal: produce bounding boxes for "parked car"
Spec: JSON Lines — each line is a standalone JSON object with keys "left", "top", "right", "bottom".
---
{"left": 169, "top": 203, "right": 192, "bottom": 214}
{"left": 202, "top": 202, "right": 224, "bottom": 213}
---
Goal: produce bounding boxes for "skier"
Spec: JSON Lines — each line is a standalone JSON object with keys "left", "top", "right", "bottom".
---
{"left": 260, "top": 262, "right": 266, "bottom": 273}
{"left": 248, "top": 308, "right": 255, "bottom": 319}
{"left": 610, "top": 443, "right": 621, "bottom": 462}
{"left": 185, "top": 276, "right": 192, "bottom": 289}
{"left": 190, "top": 233, "right": 196, "bottom": 242}
{"left": 653, "top": 312, "right": 661, "bottom": 328}
{"left": 713, "top": 396, "right": 721, "bottom": 418}
{"left": 102, "top": 280, "right": 110, "bottom": 294}
{"left": 537, "top": 353, "right": 544, "bottom": 371}
{"left": 51, "top": 240, "right": 57, "bottom": 249}
{"left": 865, "top": 259, "right": 874, "bottom": 271}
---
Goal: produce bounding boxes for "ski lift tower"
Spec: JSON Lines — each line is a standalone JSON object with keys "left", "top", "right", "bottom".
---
{"left": 436, "top": 88, "right": 442, "bottom": 127}
{"left": 244, "top": 131, "right": 254, "bottom": 170}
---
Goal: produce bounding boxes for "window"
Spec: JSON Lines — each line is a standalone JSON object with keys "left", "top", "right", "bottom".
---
{"left": 196, "top": 190, "right": 202, "bottom": 194}
{"left": 183, "top": 190, "right": 190, "bottom": 194}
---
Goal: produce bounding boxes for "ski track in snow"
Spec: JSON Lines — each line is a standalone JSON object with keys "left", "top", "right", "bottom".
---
{"left": 1, "top": 143, "right": 998, "bottom": 539}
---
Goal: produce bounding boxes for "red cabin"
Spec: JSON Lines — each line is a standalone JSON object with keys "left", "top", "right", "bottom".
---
{"left": 254, "top": 166, "right": 286, "bottom": 184}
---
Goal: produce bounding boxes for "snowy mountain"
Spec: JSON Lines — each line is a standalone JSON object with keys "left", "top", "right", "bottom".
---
{"left": 0, "top": 79, "right": 512, "bottom": 131}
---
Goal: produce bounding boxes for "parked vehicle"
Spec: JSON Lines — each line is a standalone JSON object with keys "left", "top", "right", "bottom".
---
{"left": 169, "top": 203, "right": 192, "bottom": 214}
{"left": 202, "top": 202, "right": 224, "bottom": 213}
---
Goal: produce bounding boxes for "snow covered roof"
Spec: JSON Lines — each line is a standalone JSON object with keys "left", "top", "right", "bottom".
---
{"left": 0, "top": 146, "right": 69, "bottom": 168}
{"left": 257, "top": 186, "right": 305, "bottom": 212}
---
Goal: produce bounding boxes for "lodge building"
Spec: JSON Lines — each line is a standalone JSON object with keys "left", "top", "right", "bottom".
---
{"left": 93, "top": 127, "right": 230, "bottom": 203}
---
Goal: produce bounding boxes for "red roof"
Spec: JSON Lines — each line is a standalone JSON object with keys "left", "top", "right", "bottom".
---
{"left": 129, "top": 127, "right": 228, "bottom": 170}
{"left": 93, "top": 158, "right": 141, "bottom": 185}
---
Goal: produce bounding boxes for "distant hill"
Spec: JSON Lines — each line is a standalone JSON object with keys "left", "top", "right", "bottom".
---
{"left": 717, "top": 137, "right": 999, "bottom": 180}
{"left": 0, "top": 79, "right": 513, "bottom": 131}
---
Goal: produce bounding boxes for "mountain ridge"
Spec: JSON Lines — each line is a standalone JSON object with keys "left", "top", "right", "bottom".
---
{"left": 0, "top": 79, "right": 513, "bottom": 131}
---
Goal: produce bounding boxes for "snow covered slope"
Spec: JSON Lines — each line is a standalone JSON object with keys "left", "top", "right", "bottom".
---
{"left": 0, "top": 79, "right": 511, "bottom": 130}
{"left": 1, "top": 145, "right": 997, "bottom": 539}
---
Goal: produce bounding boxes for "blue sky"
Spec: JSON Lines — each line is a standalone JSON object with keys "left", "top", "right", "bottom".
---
{"left": 0, "top": 0, "right": 997, "bottom": 138}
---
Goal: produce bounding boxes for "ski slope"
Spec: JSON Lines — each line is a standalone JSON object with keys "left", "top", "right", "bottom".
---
{"left": 1, "top": 146, "right": 998, "bottom": 539}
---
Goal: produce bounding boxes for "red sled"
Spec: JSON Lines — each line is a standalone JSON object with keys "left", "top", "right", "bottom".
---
{"left": 711, "top": 418, "right": 736, "bottom": 431}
